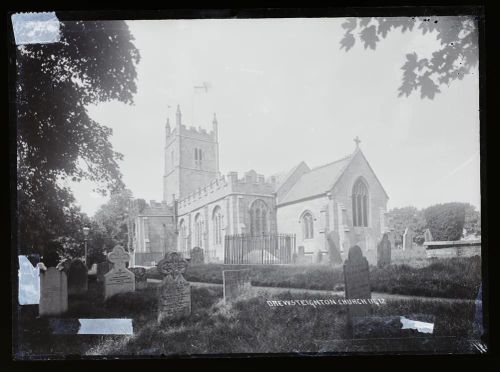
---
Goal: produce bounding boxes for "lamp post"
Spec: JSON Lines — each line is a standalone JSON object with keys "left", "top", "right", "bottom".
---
{"left": 83, "top": 226, "right": 90, "bottom": 265}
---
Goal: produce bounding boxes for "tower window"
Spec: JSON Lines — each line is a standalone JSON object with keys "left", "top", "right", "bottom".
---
{"left": 194, "top": 148, "right": 203, "bottom": 167}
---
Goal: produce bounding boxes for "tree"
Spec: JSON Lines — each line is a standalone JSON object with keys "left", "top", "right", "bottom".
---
{"left": 16, "top": 20, "right": 140, "bottom": 254}
{"left": 386, "top": 206, "right": 426, "bottom": 245}
{"left": 464, "top": 203, "right": 481, "bottom": 238}
{"left": 340, "top": 16, "right": 478, "bottom": 99}
{"left": 423, "top": 202, "right": 468, "bottom": 241}
{"left": 92, "top": 189, "right": 133, "bottom": 254}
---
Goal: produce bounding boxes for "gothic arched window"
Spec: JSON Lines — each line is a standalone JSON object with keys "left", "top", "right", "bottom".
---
{"left": 179, "top": 219, "right": 187, "bottom": 253}
{"left": 249, "top": 199, "right": 269, "bottom": 236}
{"left": 212, "top": 206, "right": 223, "bottom": 245}
{"left": 194, "top": 213, "right": 203, "bottom": 247}
{"left": 301, "top": 211, "right": 314, "bottom": 240}
{"left": 352, "top": 178, "right": 369, "bottom": 227}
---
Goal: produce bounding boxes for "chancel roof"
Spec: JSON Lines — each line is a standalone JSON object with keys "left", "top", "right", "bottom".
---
{"left": 277, "top": 154, "right": 353, "bottom": 205}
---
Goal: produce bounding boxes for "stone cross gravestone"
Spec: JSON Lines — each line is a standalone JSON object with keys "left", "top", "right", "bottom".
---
{"left": 157, "top": 252, "right": 191, "bottom": 322}
{"left": 104, "top": 245, "right": 135, "bottom": 300}
{"left": 190, "top": 247, "right": 204, "bottom": 265}
{"left": 343, "top": 246, "right": 371, "bottom": 320}
{"left": 223, "top": 270, "right": 252, "bottom": 303}
{"left": 424, "top": 228, "right": 433, "bottom": 242}
{"left": 326, "top": 230, "right": 343, "bottom": 265}
{"left": 39, "top": 267, "right": 68, "bottom": 317}
{"left": 67, "top": 259, "right": 88, "bottom": 295}
{"left": 377, "top": 233, "right": 392, "bottom": 267}
{"left": 129, "top": 267, "right": 147, "bottom": 290}
{"left": 402, "top": 227, "right": 414, "bottom": 250}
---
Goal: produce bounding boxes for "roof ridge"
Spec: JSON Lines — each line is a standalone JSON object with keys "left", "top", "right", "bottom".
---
{"left": 308, "top": 153, "right": 352, "bottom": 172}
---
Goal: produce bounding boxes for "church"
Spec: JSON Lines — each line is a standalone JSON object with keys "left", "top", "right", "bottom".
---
{"left": 129, "top": 105, "right": 389, "bottom": 266}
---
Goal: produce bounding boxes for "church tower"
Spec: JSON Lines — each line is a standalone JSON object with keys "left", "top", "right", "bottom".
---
{"left": 163, "top": 105, "right": 220, "bottom": 205}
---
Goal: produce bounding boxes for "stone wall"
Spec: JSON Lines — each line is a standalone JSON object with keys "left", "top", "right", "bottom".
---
{"left": 424, "top": 240, "right": 481, "bottom": 258}
{"left": 276, "top": 196, "right": 329, "bottom": 261}
{"left": 331, "top": 150, "right": 388, "bottom": 264}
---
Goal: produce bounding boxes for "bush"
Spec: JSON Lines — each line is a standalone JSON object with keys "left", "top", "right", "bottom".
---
{"left": 147, "top": 257, "right": 482, "bottom": 299}
{"left": 423, "top": 203, "right": 468, "bottom": 241}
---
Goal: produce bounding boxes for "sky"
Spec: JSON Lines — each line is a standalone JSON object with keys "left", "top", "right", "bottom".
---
{"left": 69, "top": 17, "right": 480, "bottom": 216}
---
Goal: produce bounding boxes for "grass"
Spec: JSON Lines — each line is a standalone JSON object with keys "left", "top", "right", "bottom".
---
{"left": 16, "top": 280, "right": 479, "bottom": 358}
{"left": 146, "top": 256, "right": 481, "bottom": 299}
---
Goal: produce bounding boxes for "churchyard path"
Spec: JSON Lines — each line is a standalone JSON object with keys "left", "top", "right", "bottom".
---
{"left": 146, "top": 278, "right": 475, "bottom": 304}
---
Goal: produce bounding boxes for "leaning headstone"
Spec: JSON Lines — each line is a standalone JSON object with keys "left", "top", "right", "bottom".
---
{"left": 424, "top": 228, "right": 433, "bottom": 242}
{"left": 96, "top": 261, "right": 112, "bottom": 282}
{"left": 402, "top": 227, "right": 414, "bottom": 250}
{"left": 39, "top": 267, "right": 68, "bottom": 317}
{"left": 377, "top": 233, "right": 392, "bottom": 267}
{"left": 104, "top": 245, "right": 135, "bottom": 300}
{"left": 157, "top": 252, "right": 191, "bottom": 322}
{"left": 343, "top": 246, "right": 371, "bottom": 320}
{"left": 223, "top": 270, "right": 252, "bottom": 303}
{"left": 326, "top": 230, "right": 343, "bottom": 265}
{"left": 129, "top": 267, "right": 147, "bottom": 290}
{"left": 190, "top": 247, "right": 204, "bottom": 265}
{"left": 67, "top": 259, "right": 88, "bottom": 295}
{"left": 18, "top": 255, "right": 40, "bottom": 305}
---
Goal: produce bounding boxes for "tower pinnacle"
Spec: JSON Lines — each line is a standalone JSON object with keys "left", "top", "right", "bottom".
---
{"left": 176, "top": 104, "right": 182, "bottom": 127}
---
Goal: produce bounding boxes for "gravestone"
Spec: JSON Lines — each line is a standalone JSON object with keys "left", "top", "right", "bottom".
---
{"left": 424, "top": 229, "right": 433, "bottom": 242}
{"left": 295, "top": 246, "right": 311, "bottom": 265}
{"left": 104, "top": 245, "right": 135, "bottom": 300}
{"left": 157, "top": 252, "right": 191, "bottom": 322}
{"left": 129, "top": 267, "right": 147, "bottom": 290}
{"left": 387, "top": 230, "right": 396, "bottom": 249}
{"left": 18, "top": 255, "right": 40, "bottom": 305}
{"left": 377, "top": 233, "right": 391, "bottom": 267}
{"left": 96, "top": 261, "right": 112, "bottom": 282}
{"left": 223, "top": 270, "right": 252, "bottom": 303}
{"left": 298, "top": 246, "right": 305, "bottom": 257}
{"left": 39, "top": 267, "right": 68, "bottom": 316}
{"left": 42, "top": 250, "right": 62, "bottom": 268}
{"left": 56, "top": 258, "right": 71, "bottom": 272}
{"left": 67, "top": 259, "right": 88, "bottom": 295}
{"left": 190, "top": 247, "right": 204, "bottom": 264}
{"left": 326, "top": 230, "right": 343, "bottom": 265}
{"left": 343, "top": 246, "right": 371, "bottom": 320}
{"left": 402, "top": 227, "right": 414, "bottom": 250}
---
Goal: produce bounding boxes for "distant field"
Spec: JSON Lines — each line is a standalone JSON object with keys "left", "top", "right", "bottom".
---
{"left": 146, "top": 256, "right": 481, "bottom": 299}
